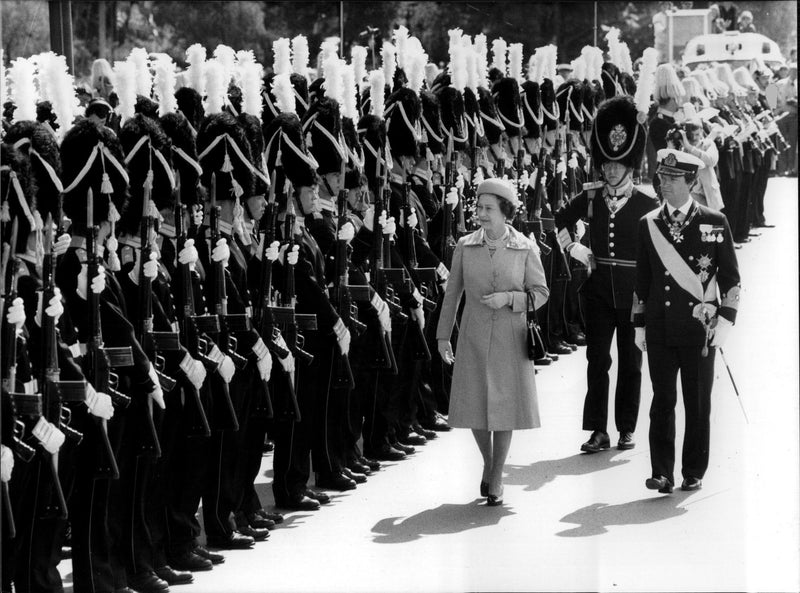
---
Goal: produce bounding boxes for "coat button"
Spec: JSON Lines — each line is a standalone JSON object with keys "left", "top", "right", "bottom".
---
{"left": 688, "top": 255, "right": 694, "bottom": 261}
{"left": 609, "top": 232, "right": 615, "bottom": 238}
{"left": 665, "top": 286, "right": 670, "bottom": 291}
{"left": 665, "top": 301, "right": 671, "bottom": 306}
{"left": 609, "top": 223, "right": 615, "bottom": 228}
{"left": 609, "top": 252, "right": 615, "bottom": 257}
{"left": 610, "top": 214, "right": 615, "bottom": 219}
{"left": 688, "top": 301, "right": 694, "bottom": 306}
{"left": 664, "top": 271, "right": 670, "bottom": 276}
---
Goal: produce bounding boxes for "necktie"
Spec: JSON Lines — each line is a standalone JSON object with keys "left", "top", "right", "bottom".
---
{"left": 672, "top": 210, "right": 685, "bottom": 223}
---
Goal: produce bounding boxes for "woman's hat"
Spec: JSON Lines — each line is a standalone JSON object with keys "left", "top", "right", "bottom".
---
{"left": 476, "top": 177, "right": 520, "bottom": 207}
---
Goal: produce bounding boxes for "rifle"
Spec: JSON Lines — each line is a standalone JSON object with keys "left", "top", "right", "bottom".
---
{"left": 551, "top": 137, "right": 572, "bottom": 281}
{"left": 84, "top": 188, "right": 132, "bottom": 479}
{"left": 440, "top": 135, "right": 458, "bottom": 267}
{"left": 3, "top": 393, "right": 39, "bottom": 540}
{"left": 207, "top": 173, "right": 243, "bottom": 431}
{"left": 2, "top": 219, "right": 21, "bottom": 394}
{"left": 172, "top": 172, "right": 211, "bottom": 437}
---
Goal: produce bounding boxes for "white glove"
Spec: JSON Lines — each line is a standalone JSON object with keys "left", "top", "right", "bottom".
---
{"left": 178, "top": 238, "right": 199, "bottom": 267}
{"left": 0, "top": 445, "right": 13, "bottom": 482}
{"left": 556, "top": 160, "right": 567, "bottom": 176}
{"left": 6, "top": 297, "right": 25, "bottom": 332}
{"left": 207, "top": 344, "right": 235, "bottom": 383}
{"left": 406, "top": 209, "right": 418, "bottom": 229}
{"left": 519, "top": 170, "right": 530, "bottom": 188}
{"left": 265, "top": 240, "right": 280, "bottom": 262}
{"left": 252, "top": 338, "right": 273, "bottom": 381}
{"left": 211, "top": 238, "right": 230, "bottom": 268}
{"left": 634, "top": 327, "right": 646, "bottom": 352}
{"left": 445, "top": 188, "right": 460, "bottom": 208}
{"left": 567, "top": 243, "right": 593, "bottom": 267}
{"left": 179, "top": 352, "right": 207, "bottom": 390}
{"left": 410, "top": 305, "right": 425, "bottom": 331}
{"left": 143, "top": 251, "right": 158, "bottom": 281}
{"left": 275, "top": 334, "right": 295, "bottom": 373}
{"left": 287, "top": 244, "right": 299, "bottom": 266}
{"left": 105, "top": 236, "right": 118, "bottom": 259}
{"left": 85, "top": 383, "right": 114, "bottom": 419}
{"left": 147, "top": 363, "right": 166, "bottom": 410}
{"left": 575, "top": 220, "right": 586, "bottom": 241}
{"left": 371, "top": 293, "right": 392, "bottom": 333}
{"left": 53, "top": 233, "right": 71, "bottom": 257}
{"left": 337, "top": 221, "right": 355, "bottom": 243}
{"left": 333, "top": 318, "right": 351, "bottom": 355}
{"left": 568, "top": 154, "right": 579, "bottom": 169}
{"left": 363, "top": 205, "right": 376, "bottom": 232}
{"left": 710, "top": 316, "right": 733, "bottom": 348}
{"left": 381, "top": 215, "right": 396, "bottom": 236}
{"left": 523, "top": 153, "right": 532, "bottom": 167}
{"left": 455, "top": 173, "right": 465, "bottom": 191}
{"left": 32, "top": 417, "right": 65, "bottom": 454}
{"left": 45, "top": 288, "right": 64, "bottom": 324}
{"left": 77, "top": 264, "right": 106, "bottom": 300}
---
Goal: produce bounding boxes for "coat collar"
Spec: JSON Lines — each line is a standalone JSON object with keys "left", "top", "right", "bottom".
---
{"left": 462, "top": 224, "right": 530, "bottom": 250}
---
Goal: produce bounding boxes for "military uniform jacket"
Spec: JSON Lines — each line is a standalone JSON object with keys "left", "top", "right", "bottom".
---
{"left": 555, "top": 187, "right": 660, "bottom": 309}
{"left": 633, "top": 201, "right": 740, "bottom": 347}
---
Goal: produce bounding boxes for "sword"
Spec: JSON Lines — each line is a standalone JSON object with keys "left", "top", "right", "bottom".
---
{"left": 719, "top": 347, "right": 748, "bottom": 424}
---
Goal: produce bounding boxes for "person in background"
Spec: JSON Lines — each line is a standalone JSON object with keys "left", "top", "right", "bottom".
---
{"left": 717, "top": 1, "right": 739, "bottom": 31}
{"left": 776, "top": 64, "right": 798, "bottom": 176}
{"left": 737, "top": 10, "right": 756, "bottom": 33}
{"left": 668, "top": 109, "right": 725, "bottom": 212}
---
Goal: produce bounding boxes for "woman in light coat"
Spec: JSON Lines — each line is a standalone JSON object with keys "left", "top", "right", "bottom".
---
{"left": 436, "top": 178, "right": 549, "bottom": 506}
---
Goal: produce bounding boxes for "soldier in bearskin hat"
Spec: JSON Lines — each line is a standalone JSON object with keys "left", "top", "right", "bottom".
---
{"left": 554, "top": 95, "right": 659, "bottom": 454}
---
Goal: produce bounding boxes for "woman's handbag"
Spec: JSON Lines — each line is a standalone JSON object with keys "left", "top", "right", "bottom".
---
{"left": 526, "top": 291, "right": 546, "bottom": 361}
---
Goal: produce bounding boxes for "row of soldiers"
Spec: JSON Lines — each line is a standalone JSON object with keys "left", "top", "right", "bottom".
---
{"left": 0, "top": 25, "right": 782, "bottom": 593}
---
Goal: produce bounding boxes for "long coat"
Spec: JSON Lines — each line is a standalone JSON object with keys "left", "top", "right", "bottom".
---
{"left": 436, "top": 225, "right": 549, "bottom": 430}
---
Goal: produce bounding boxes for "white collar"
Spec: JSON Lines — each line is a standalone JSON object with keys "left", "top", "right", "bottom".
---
{"left": 666, "top": 196, "right": 693, "bottom": 217}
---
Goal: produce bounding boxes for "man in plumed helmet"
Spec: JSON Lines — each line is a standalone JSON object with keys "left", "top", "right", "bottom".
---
{"left": 554, "top": 95, "right": 659, "bottom": 454}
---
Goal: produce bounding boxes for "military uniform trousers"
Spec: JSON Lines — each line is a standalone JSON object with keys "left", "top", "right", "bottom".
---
{"left": 647, "top": 342, "right": 715, "bottom": 484}
{"left": 580, "top": 291, "right": 642, "bottom": 434}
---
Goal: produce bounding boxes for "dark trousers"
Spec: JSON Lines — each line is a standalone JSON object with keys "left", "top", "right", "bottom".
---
{"left": 235, "top": 371, "right": 272, "bottom": 518}
{"left": 647, "top": 341, "right": 715, "bottom": 484}
{"left": 580, "top": 294, "right": 641, "bottom": 434}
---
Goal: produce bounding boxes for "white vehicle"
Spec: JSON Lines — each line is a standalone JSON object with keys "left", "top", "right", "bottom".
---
{"left": 682, "top": 31, "right": 787, "bottom": 70}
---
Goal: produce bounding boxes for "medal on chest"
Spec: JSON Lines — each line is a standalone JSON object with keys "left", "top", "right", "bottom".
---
{"left": 696, "top": 254, "right": 712, "bottom": 283}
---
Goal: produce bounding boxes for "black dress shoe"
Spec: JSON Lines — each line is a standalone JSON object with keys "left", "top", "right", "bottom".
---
{"left": 255, "top": 509, "right": 284, "bottom": 524}
{"left": 580, "top": 430, "right": 611, "bottom": 453}
{"left": 116, "top": 588, "right": 137, "bottom": 593}
{"left": 262, "top": 439, "right": 275, "bottom": 453}
{"left": 347, "top": 459, "right": 372, "bottom": 475}
{"left": 193, "top": 546, "right": 225, "bottom": 565}
{"left": 316, "top": 471, "right": 357, "bottom": 491}
{"left": 128, "top": 571, "right": 170, "bottom": 593}
{"left": 246, "top": 513, "right": 275, "bottom": 530}
{"left": 365, "top": 444, "right": 406, "bottom": 461}
{"left": 237, "top": 525, "right": 270, "bottom": 541}
{"left": 392, "top": 441, "right": 416, "bottom": 455}
{"left": 341, "top": 467, "right": 367, "bottom": 483}
{"left": 645, "top": 475, "right": 674, "bottom": 494}
{"left": 304, "top": 488, "right": 331, "bottom": 504}
{"left": 412, "top": 423, "right": 437, "bottom": 440}
{"left": 398, "top": 431, "right": 427, "bottom": 446}
{"left": 480, "top": 481, "right": 489, "bottom": 497}
{"left": 617, "top": 432, "right": 636, "bottom": 450}
{"left": 534, "top": 355, "right": 552, "bottom": 366}
{"left": 550, "top": 341, "right": 573, "bottom": 355}
{"left": 486, "top": 487, "right": 504, "bottom": 506}
{"left": 276, "top": 494, "right": 321, "bottom": 510}
{"left": 569, "top": 332, "right": 587, "bottom": 346}
{"left": 358, "top": 455, "right": 382, "bottom": 471}
{"left": 206, "top": 532, "right": 255, "bottom": 549}
{"left": 562, "top": 339, "right": 579, "bottom": 351}
{"left": 155, "top": 565, "right": 194, "bottom": 586}
{"left": 681, "top": 477, "right": 703, "bottom": 491}
{"left": 168, "top": 551, "right": 213, "bottom": 572}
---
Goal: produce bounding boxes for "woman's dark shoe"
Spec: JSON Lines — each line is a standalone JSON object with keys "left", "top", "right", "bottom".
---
{"left": 486, "top": 486, "right": 504, "bottom": 506}
{"left": 480, "top": 481, "right": 489, "bottom": 497}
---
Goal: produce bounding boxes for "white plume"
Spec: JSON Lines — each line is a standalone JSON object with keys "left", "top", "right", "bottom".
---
{"left": 240, "top": 57, "right": 264, "bottom": 117}
{"left": 527, "top": 47, "right": 542, "bottom": 83}
{"left": 341, "top": 64, "right": 359, "bottom": 120}
{"left": 605, "top": 27, "right": 622, "bottom": 67}
{"left": 291, "top": 35, "right": 310, "bottom": 79}
{"left": 0, "top": 51, "right": 6, "bottom": 107}
{"left": 153, "top": 53, "right": 178, "bottom": 116}
{"left": 581, "top": 45, "right": 603, "bottom": 81}
{"left": 236, "top": 50, "right": 256, "bottom": 66}
{"left": 272, "top": 72, "right": 296, "bottom": 115}
{"left": 112, "top": 60, "right": 137, "bottom": 123}
{"left": 185, "top": 44, "right": 207, "bottom": 95}
{"left": 491, "top": 37, "right": 507, "bottom": 74}
{"left": 465, "top": 37, "right": 479, "bottom": 92}
{"left": 508, "top": 43, "right": 524, "bottom": 83}
{"left": 128, "top": 47, "right": 152, "bottom": 97}
{"left": 474, "top": 34, "right": 488, "bottom": 87}
{"left": 351, "top": 45, "right": 368, "bottom": 90}
{"left": 570, "top": 56, "right": 587, "bottom": 82}
{"left": 8, "top": 57, "right": 38, "bottom": 122}
{"left": 320, "top": 38, "right": 340, "bottom": 65}
{"left": 381, "top": 41, "right": 396, "bottom": 88}
{"left": 213, "top": 44, "right": 237, "bottom": 89}
{"left": 543, "top": 44, "right": 557, "bottom": 82}
{"left": 634, "top": 47, "right": 659, "bottom": 116}
{"left": 204, "top": 59, "right": 226, "bottom": 115}
{"left": 407, "top": 47, "right": 427, "bottom": 93}
{"left": 273, "top": 38, "right": 292, "bottom": 77}
{"left": 425, "top": 63, "right": 439, "bottom": 89}
{"left": 323, "top": 56, "right": 343, "bottom": 104}
{"left": 393, "top": 25, "right": 410, "bottom": 70}
{"left": 369, "top": 69, "right": 385, "bottom": 118}
{"left": 451, "top": 44, "right": 467, "bottom": 92}
{"left": 34, "top": 52, "right": 79, "bottom": 135}
{"left": 618, "top": 42, "right": 633, "bottom": 74}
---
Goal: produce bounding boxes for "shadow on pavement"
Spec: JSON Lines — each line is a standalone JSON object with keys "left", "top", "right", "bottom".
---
{"left": 556, "top": 491, "right": 692, "bottom": 537}
{"left": 504, "top": 451, "right": 635, "bottom": 492}
{"left": 371, "top": 501, "right": 514, "bottom": 543}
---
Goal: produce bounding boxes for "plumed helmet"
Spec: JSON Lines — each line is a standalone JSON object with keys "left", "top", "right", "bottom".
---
{"left": 520, "top": 81, "right": 542, "bottom": 139}
{"left": 118, "top": 114, "right": 175, "bottom": 235}
{"left": 590, "top": 95, "right": 646, "bottom": 171}
{"left": 492, "top": 77, "right": 524, "bottom": 138}
{"left": 356, "top": 114, "right": 386, "bottom": 188}
{"left": 539, "top": 78, "right": 558, "bottom": 131}
{"left": 419, "top": 90, "right": 444, "bottom": 156}
{"left": 197, "top": 112, "right": 254, "bottom": 201}
{"left": 462, "top": 87, "right": 486, "bottom": 148}
{"left": 4, "top": 120, "right": 62, "bottom": 221}
{"left": 601, "top": 62, "right": 622, "bottom": 99}
{"left": 160, "top": 110, "right": 202, "bottom": 207}
{"left": 478, "top": 87, "right": 504, "bottom": 145}
{"left": 305, "top": 96, "right": 345, "bottom": 175}
{"left": 290, "top": 73, "right": 310, "bottom": 119}
{"left": 264, "top": 112, "right": 317, "bottom": 189}
{"left": 134, "top": 95, "right": 160, "bottom": 120}
{"left": 385, "top": 87, "right": 421, "bottom": 159}
{"left": 619, "top": 72, "right": 636, "bottom": 97}
{"left": 341, "top": 116, "right": 365, "bottom": 189}
{"left": 0, "top": 143, "right": 36, "bottom": 253}
{"left": 556, "top": 80, "right": 585, "bottom": 132}
{"left": 261, "top": 72, "right": 280, "bottom": 130}
{"left": 436, "top": 86, "right": 467, "bottom": 150}
{"left": 175, "top": 86, "right": 204, "bottom": 133}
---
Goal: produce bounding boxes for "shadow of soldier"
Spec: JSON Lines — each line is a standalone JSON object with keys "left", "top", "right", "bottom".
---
{"left": 371, "top": 500, "right": 515, "bottom": 543}
{"left": 503, "top": 451, "right": 637, "bottom": 492}
{"left": 556, "top": 492, "right": 694, "bottom": 537}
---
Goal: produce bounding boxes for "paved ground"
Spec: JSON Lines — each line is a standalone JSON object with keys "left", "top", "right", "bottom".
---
{"left": 61, "top": 177, "right": 799, "bottom": 592}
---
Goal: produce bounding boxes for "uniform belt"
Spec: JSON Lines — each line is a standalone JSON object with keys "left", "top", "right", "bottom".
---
{"left": 594, "top": 256, "right": 636, "bottom": 267}
{"left": 539, "top": 217, "right": 555, "bottom": 231}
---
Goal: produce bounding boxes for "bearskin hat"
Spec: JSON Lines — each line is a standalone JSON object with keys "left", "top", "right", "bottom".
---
{"left": 36, "top": 101, "right": 58, "bottom": 129}
{"left": 520, "top": 81, "right": 542, "bottom": 139}
{"left": 356, "top": 114, "right": 386, "bottom": 188}
{"left": 264, "top": 112, "right": 317, "bottom": 189}
{"left": 118, "top": 114, "right": 174, "bottom": 235}
{"left": 290, "top": 73, "right": 310, "bottom": 119}
{"left": 4, "top": 120, "right": 62, "bottom": 221}
{"left": 540, "top": 79, "right": 558, "bottom": 131}
{"left": 463, "top": 87, "right": 486, "bottom": 148}
{"left": 419, "top": 91, "right": 444, "bottom": 156}
{"left": 135, "top": 95, "right": 160, "bottom": 120}
{"left": 261, "top": 72, "right": 280, "bottom": 130}
{"left": 60, "top": 119, "right": 129, "bottom": 230}
{"left": 160, "top": 110, "right": 201, "bottom": 207}
{"left": 619, "top": 72, "right": 636, "bottom": 97}
{"left": 305, "top": 96, "right": 344, "bottom": 175}
{"left": 385, "top": 87, "right": 421, "bottom": 159}
{"left": 478, "top": 87, "right": 504, "bottom": 146}
{"left": 197, "top": 112, "right": 254, "bottom": 201}
{"left": 492, "top": 77, "right": 524, "bottom": 138}
{"left": 0, "top": 143, "right": 36, "bottom": 253}
{"left": 590, "top": 95, "right": 646, "bottom": 171}
{"left": 175, "top": 86, "right": 204, "bottom": 133}
{"left": 429, "top": 72, "right": 451, "bottom": 95}
{"left": 341, "top": 117, "right": 365, "bottom": 190}
{"left": 436, "top": 86, "right": 467, "bottom": 150}
{"left": 307, "top": 77, "right": 325, "bottom": 107}
{"left": 601, "top": 62, "right": 622, "bottom": 99}
{"left": 556, "top": 80, "right": 585, "bottom": 132}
